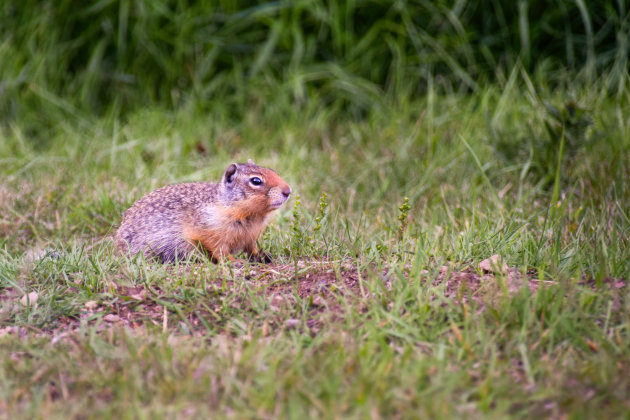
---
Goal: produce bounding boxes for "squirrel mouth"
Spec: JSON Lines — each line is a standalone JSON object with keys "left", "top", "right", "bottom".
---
{"left": 269, "top": 200, "right": 287, "bottom": 209}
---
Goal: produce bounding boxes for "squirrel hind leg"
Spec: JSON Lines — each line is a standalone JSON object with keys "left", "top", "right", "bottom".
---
{"left": 148, "top": 237, "right": 196, "bottom": 264}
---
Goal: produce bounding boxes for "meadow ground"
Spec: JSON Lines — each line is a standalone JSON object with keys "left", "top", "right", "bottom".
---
{"left": 1, "top": 73, "right": 629, "bottom": 418}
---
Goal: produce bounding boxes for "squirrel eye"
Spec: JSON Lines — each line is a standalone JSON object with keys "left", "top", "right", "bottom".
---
{"left": 250, "top": 177, "right": 263, "bottom": 186}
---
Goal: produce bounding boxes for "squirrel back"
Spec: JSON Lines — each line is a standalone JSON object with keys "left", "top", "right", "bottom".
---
{"left": 115, "top": 160, "right": 291, "bottom": 263}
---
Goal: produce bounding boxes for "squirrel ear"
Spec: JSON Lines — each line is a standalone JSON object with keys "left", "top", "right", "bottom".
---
{"left": 224, "top": 163, "right": 238, "bottom": 184}
{"left": 247, "top": 158, "right": 255, "bottom": 165}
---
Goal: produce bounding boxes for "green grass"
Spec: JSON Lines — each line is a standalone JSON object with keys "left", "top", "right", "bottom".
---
{"left": 1, "top": 65, "right": 629, "bottom": 418}
{"left": 1, "top": 2, "right": 629, "bottom": 417}
{"left": 2, "top": 0, "right": 628, "bottom": 124}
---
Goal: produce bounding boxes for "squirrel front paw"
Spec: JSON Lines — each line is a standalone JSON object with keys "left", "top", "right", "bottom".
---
{"left": 248, "top": 250, "right": 272, "bottom": 264}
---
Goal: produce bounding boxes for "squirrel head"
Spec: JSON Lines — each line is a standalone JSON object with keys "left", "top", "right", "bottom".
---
{"left": 220, "top": 160, "right": 291, "bottom": 214}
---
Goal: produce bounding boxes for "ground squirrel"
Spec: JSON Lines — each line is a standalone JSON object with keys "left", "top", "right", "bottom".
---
{"left": 115, "top": 160, "right": 291, "bottom": 263}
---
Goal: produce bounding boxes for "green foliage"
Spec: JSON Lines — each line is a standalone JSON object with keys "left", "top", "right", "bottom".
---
{"left": 1, "top": 0, "right": 628, "bottom": 133}
{"left": 397, "top": 196, "right": 410, "bottom": 242}
{"left": 543, "top": 100, "right": 594, "bottom": 156}
{"left": 290, "top": 194, "right": 306, "bottom": 255}
{"left": 494, "top": 98, "right": 599, "bottom": 188}
{"left": 312, "top": 192, "right": 328, "bottom": 233}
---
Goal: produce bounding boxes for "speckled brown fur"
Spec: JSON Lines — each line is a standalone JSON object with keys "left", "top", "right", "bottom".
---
{"left": 115, "top": 160, "right": 291, "bottom": 263}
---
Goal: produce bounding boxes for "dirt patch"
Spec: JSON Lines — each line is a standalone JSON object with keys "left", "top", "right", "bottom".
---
{"left": 1, "top": 259, "right": 626, "bottom": 338}
{"left": 432, "top": 265, "right": 541, "bottom": 304}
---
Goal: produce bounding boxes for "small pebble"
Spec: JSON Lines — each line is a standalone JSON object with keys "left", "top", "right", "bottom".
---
{"left": 285, "top": 319, "right": 299, "bottom": 328}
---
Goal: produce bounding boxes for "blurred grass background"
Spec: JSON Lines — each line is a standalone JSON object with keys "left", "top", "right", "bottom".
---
{"left": 1, "top": 0, "right": 628, "bottom": 127}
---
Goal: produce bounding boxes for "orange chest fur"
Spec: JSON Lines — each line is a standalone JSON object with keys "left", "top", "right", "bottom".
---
{"left": 183, "top": 205, "right": 270, "bottom": 255}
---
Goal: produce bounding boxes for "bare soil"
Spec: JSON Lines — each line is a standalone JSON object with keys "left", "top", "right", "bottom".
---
{"left": 1, "top": 259, "right": 626, "bottom": 339}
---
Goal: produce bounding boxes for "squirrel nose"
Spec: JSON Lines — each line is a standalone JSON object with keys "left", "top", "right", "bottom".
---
{"left": 282, "top": 186, "right": 291, "bottom": 198}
